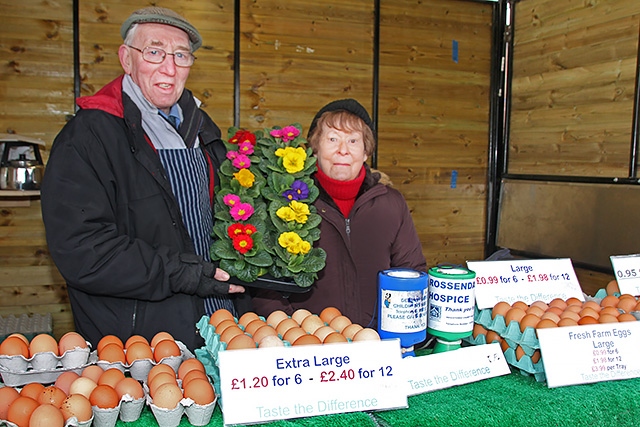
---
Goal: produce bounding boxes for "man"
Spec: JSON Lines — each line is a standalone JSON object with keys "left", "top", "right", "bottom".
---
{"left": 41, "top": 7, "right": 244, "bottom": 350}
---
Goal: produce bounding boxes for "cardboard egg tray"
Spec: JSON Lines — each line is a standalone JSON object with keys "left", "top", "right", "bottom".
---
{"left": 143, "top": 381, "right": 217, "bottom": 427}
{"left": 0, "top": 346, "right": 94, "bottom": 387}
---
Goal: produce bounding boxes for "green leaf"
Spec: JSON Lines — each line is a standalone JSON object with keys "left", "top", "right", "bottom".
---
{"left": 245, "top": 249, "right": 273, "bottom": 267}
{"left": 211, "top": 239, "right": 239, "bottom": 260}
{"left": 293, "top": 272, "right": 317, "bottom": 287}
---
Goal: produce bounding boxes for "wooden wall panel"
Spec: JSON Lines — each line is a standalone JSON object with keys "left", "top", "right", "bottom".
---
{"left": 510, "top": 0, "right": 640, "bottom": 176}
{"left": 378, "top": 0, "right": 493, "bottom": 267}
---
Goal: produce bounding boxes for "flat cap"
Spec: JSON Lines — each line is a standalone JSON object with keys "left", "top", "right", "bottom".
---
{"left": 121, "top": 6, "right": 202, "bottom": 52}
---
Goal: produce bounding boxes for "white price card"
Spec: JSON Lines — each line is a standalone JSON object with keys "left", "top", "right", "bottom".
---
{"left": 538, "top": 322, "right": 640, "bottom": 388}
{"left": 403, "top": 343, "right": 510, "bottom": 396}
{"left": 466, "top": 258, "right": 583, "bottom": 309}
{"left": 218, "top": 339, "right": 406, "bottom": 426}
{"left": 610, "top": 254, "right": 640, "bottom": 296}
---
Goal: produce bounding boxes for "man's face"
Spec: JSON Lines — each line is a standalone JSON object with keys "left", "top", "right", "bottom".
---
{"left": 119, "top": 23, "right": 192, "bottom": 114}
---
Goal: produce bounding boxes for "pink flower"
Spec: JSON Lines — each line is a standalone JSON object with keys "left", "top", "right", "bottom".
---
{"left": 232, "top": 154, "right": 251, "bottom": 169}
{"left": 270, "top": 126, "right": 300, "bottom": 142}
{"left": 230, "top": 202, "right": 254, "bottom": 221}
{"left": 238, "top": 141, "right": 254, "bottom": 155}
{"left": 223, "top": 194, "right": 241, "bottom": 207}
{"left": 226, "top": 151, "right": 238, "bottom": 161}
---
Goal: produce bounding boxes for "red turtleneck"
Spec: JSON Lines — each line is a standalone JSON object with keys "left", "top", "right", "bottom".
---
{"left": 315, "top": 165, "right": 366, "bottom": 218}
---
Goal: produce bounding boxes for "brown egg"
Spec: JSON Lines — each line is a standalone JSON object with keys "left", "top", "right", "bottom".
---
{"left": 616, "top": 297, "right": 637, "bottom": 313}
{"left": 600, "top": 306, "right": 621, "bottom": 317}
{"left": 472, "top": 323, "right": 488, "bottom": 339}
{"left": 60, "top": 394, "right": 93, "bottom": 422}
{"left": 519, "top": 314, "right": 541, "bottom": 332}
{"left": 539, "top": 311, "right": 560, "bottom": 323}
{"left": 564, "top": 304, "right": 582, "bottom": 313}
{"left": 485, "top": 331, "right": 502, "bottom": 344}
{"left": 182, "top": 369, "right": 208, "bottom": 388}
{"left": 99, "top": 343, "right": 126, "bottom": 364}
{"left": 8, "top": 333, "right": 29, "bottom": 345}
{"left": 152, "top": 383, "right": 183, "bottom": 410}
{"left": 153, "top": 339, "right": 181, "bottom": 362}
{"left": 617, "top": 313, "right": 637, "bottom": 322}
{"left": 29, "top": 333, "right": 59, "bottom": 357}
{"left": 69, "top": 377, "right": 98, "bottom": 399}
{"left": 220, "top": 326, "right": 244, "bottom": 344}
{"left": 511, "top": 301, "right": 529, "bottom": 311}
{"left": 209, "top": 308, "right": 235, "bottom": 327}
{"left": 530, "top": 350, "right": 542, "bottom": 364}
{"left": 58, "top": 332, "right": 88, "bottom": 355}
{"left": 89, "top": 384, "right": 120, "bottom": 409}
{"left": 329, "top": 315, "right": 352, "bottom": 333}
{"left": 149, "top": 372, "right": 178, "bottom": 397}
{"left": 535, "top": 319, "right": 558, "bottom": 329}
{"left": 301, "top": 315, "right": 325, "bottom": 334}
{"left": 313, "top": 325, "right": 337, "bottom": 342}
{"left": 598, "top": 314, "right": 619, "bottom": 324}
{"left": 319, "top": 307, "right": 342, "bottom": 324}
{"left": 324, "top": 332, "right": 348, "bottom": 344}
{"left": 578, "top": 316, "right": 599, "bottom": 325}
{"left": 148, "top": 363, "right": 177, "bottom": 385}
{"left": 183, "top": 378, "right": 216, "bottom": 405}
{"left": 7, "top": 396, "right": 39, "bottom": 427}
{"left": 491, "top": 301, "right": 511, "bottom": 319}
{"left": 276, "top": 318, "right": 299, "bottom": 337}
{"left": 124, "top": 334, "right": 149, "bottom": 348}
{"left": 258, "top": 335, "right": 285, "bottom": 348}
{"left": 557, "top": 318, "right": 579, "bottom": 327}
{"left": 98, "top": 368, "right": 126, "bottom": 389}
{"left": 0, "top": 386, "right": 20, "bottom": 420}
{"left": 582, "top": 300, "right": 602, "bottom": 312}
{"left": 548, "top": 298, "right": 567, "bottom": 311}
{"left": 238, "top": 311, "right": 260, "bottom": 328}
{"left": 353, "top": 328, "right": 381, "bottom": 341}
{"left": 97, "top": 335, "right": 124, "bottom": 353}
{"left": 635, "top": 301, "right": 640, "bottom": 312}
{"left": 291, "top": 309, "right": 313, "bottom": 325}
{"left": 251, "top": 325, "right": 278, "bottom": 344}
{"left": 213, "top": 319, "right": 238, "bottom": 336}
{"left": 177, "top": 358, "right": 206, "bottom": 381}
{"left": 559, "top": 310, "right": 580, "bottom": 322}
{"left": 28, "top": 403, "right": 65, "bottom": 427}
{"left": 38, "top": 385, "right": 67, "bottom": 408}
{"left": 515, "top": 346, "right": 527, "bottom": 361}
{"left": 504, "top": 307, "right": 526, "bottom": 326}
{"left": 606, "top": 279, "right": 620, "bottom": 295}
{"left": 115, "top": 377, "right": 144, "bottom": 400}
{"left": 266, "top": 310, "right": 289, "bottom": 328}
{"left": 126, "top": 341, "right": 154, "bottom": 364}
{"left": 82, "top": 365, "right": 104, "bottom": 383}
{"left": 282, "top": 327, "right": 307, "bottom": 344}
{"left": 244, "top": 319, "right": 267, "bottom": 336}
{"left": 55, "top": 371, "right": 80, "bottom": 395}
{"left": 530, "top": 300, "right": 549, "bottom": 311}
{"left": 545, "top": 306, "right": 563, "bottom": 317}
{"left": 293, "top": 334, "right": 322, "bottom": 346}
{"left": 341, "top": 323, "right": 363, "bottom": 340}
{"left": 565, "top": 297, "right": 583, "bottom": 307}
{"left": 150, "top": 332, "right": 174, "bottom": 348}
{"left": 525, "top": 305, "right": 545, "bottom": 317}
{"left": 226, "top": 333, "right": 256, "bottom": 350}
{"left": 600, "top": 295, "right": 619, "bottom": 308}
{"left": 20, "top": 383, "right": 45, "bottom": 401}
{"left": 500, "top": 339, "right": 510, "bottom": 353}
{"left": 579, "top": 307, "right": 600, "bottom": 320}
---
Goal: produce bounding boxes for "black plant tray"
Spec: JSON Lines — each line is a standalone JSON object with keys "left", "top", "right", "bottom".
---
{"left": 232, "top": 274, "right": 311, "bottom": 294}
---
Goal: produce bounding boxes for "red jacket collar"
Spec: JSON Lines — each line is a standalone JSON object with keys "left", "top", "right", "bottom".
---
{"left": 76, "top": 75, "right": 125, "bottom": 118}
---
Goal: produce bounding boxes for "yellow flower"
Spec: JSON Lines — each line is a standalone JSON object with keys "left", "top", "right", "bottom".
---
{"left": 298, "top": 240, "right": 311, "bottom": 255}
{"left": 278, "top": 231, "right": 311, "bottom": 254}
{"left": 233, "top": 168, "right": 255, "bottom": 188}
{"left": 274, "top": 146, "right": 306, "bottom": 174}
{"left": 276, "top": 206, "right": 297, "bottom": 222}
{"left": 290, "top": 200, "right": 310, "bottom": 224}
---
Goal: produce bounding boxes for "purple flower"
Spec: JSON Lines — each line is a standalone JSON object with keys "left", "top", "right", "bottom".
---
{"left": 282, "top": 180, "right": 309, "bottom": 201}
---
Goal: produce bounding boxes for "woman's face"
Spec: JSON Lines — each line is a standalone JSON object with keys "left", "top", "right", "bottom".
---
{"left": 315, "top": 125, "right": 368, "bottom": 181}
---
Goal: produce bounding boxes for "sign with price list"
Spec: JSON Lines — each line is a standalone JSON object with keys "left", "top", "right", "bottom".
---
{"left": 218, "top": 339, "right": 406, "bottom": 426}
{"left": 403, "top": 343, "right": 510, "bottom": 396}
{"left": 610, "top": 254, "right": 640, "bottom": 296}
{"left": 466, "top": 258, "right": 583, "bottom": 309}
{"left": 538, "top": 322, "right": 640, "bottom": 388}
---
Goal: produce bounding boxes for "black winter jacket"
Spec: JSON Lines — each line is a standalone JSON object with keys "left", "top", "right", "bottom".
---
{"left": 41, "top": 75, "right": 226, "bottom": 350}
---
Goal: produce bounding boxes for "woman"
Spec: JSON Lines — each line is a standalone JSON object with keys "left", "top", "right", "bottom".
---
{"left": 251, "top": 99, "right": 426, "bottom": 327}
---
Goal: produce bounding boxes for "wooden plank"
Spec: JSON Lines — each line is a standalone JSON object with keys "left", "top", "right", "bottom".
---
{"left": 0, "top": 265, "right": 65, "bottom": 287}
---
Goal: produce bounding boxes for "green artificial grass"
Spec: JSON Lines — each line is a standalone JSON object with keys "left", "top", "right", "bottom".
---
{"left": 116, "top": 371, "right": 640, "bottom": 427}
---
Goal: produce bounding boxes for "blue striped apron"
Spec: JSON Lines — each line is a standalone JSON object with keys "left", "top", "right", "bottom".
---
{"left": 157, "top": 148, "right": 236, "bottom": 316}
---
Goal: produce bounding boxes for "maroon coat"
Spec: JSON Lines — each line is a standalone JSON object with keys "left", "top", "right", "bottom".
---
{"left": 251, "top": 167, "right": 427, "bottom": 328}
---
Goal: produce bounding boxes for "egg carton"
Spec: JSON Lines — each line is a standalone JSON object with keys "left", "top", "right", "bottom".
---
{"left": 144, "top": 378, "right": 217, "bottom": 427}
{"left": 0, "top": 348, "right": 95, "bottom": 387}
{"left": 96, "top": 341, "right": 191, "bottom": 382}
{"left": 0, "top": 313, "right": 52, "bottom": 341}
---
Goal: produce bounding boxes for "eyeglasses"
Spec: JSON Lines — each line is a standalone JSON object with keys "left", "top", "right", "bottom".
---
{"left": 127, "top": 45, "right": 196, "bottom": 67}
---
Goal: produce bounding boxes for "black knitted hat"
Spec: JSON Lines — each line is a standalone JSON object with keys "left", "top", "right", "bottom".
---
{"left": 308, "top": 98, "right": 375, "bottom": 139}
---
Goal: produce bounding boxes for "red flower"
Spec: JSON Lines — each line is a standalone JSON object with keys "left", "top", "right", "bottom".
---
{"left": 229, "top": 130, "right": 256, "bottom": 146}
{"left": 227, "top": 223, "right": 245, "bottom": 239}
{"left": 232, "top": 234, "right": 254, "bottom": 254}
{"left": 243, "top": 224, "right": 257, "bottom": 235}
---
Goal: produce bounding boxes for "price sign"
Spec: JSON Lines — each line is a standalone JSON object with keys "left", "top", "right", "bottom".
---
{"left": 537, "top": 322, "right": 640, "bottom": 388}
{"left": 218, "top": 339, "right": 406, "bottom": 425}
{"left": 610, "top": 254, "right": 640, "bottom": 296}
{"left": 403, "top": 343, "right": 510, "bottom": 396}
{"left": 466, "top": 258, "right": 583, "bottom": 309}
